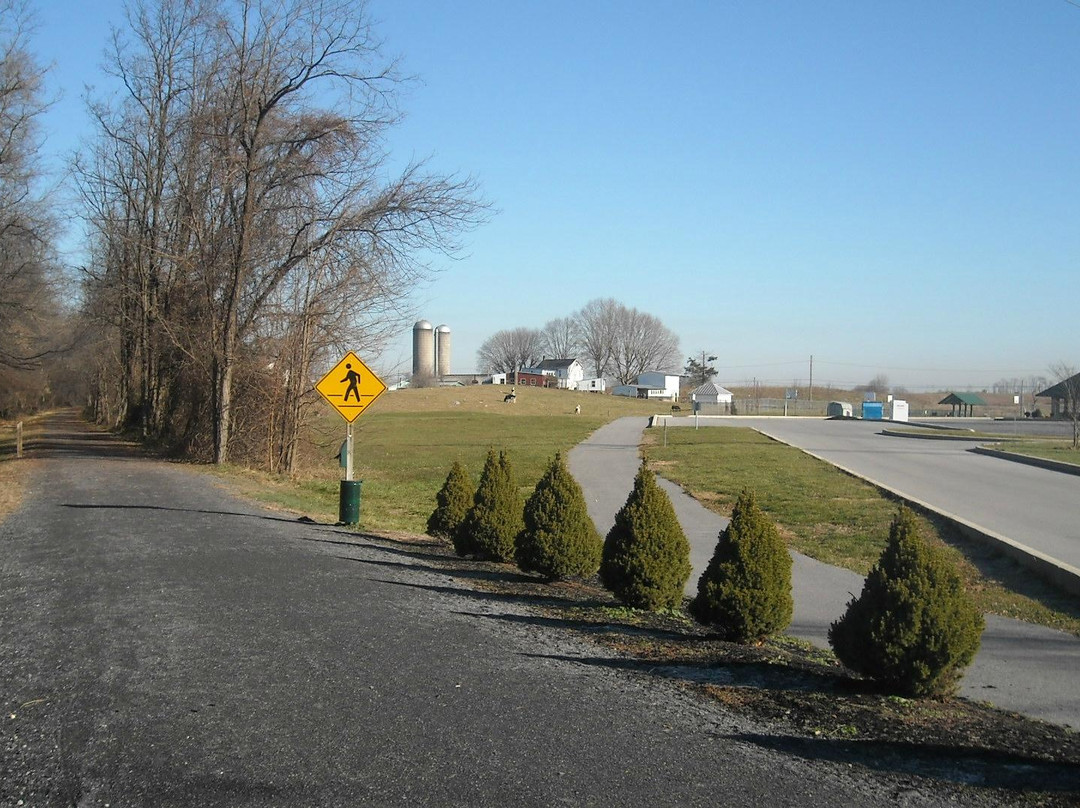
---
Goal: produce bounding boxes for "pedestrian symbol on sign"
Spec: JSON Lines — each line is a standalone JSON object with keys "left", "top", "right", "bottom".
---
{"left": 315, "top": 352, "right": 386, "bottom": 423}
{"left": 342, "top": 364, "right": 361, "bottom": 402}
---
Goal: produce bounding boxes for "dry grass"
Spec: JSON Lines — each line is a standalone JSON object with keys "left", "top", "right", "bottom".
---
{"left": 0, "top": 462, "right": 27, "bottom": 520}
{"left": 0, "top": 415, "right": 42, "bottom": 520}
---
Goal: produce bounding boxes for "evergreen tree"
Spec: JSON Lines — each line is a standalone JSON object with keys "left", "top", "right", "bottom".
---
{"left": 828, "top": 507, "right": 984, "bottom": 697}
{"left": 600, "top": 465, "right": 691, "bottom": 610}
{"left": 457, "top": 449, "right": 523, "bottom": 562}
{"left": 691, "top": 489, "right": 793, "bottom": 642}
{"left": 517, "top": 453, "right": 602, "bottom": 579}
{"left": 427, "top": 461, "right": 474, "bottom": 541}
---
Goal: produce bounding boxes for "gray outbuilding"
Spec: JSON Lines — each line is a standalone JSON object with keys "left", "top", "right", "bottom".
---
{"left": 827, "top": 401, "right": 854, "bottom": 418}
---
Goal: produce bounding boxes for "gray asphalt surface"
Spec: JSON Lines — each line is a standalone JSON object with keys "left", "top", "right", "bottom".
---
{"left": 2, "top": 413, "right": 1007, "bottom": 807}
{"left": 567, "top": 417, "right": 1080, "bottom": 729}
{"left": 735, "top": 417, "right": 1080, "bottom": 574}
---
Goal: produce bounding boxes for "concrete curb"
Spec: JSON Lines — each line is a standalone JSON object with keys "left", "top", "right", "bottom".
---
{"left": 970, "top": 445, "right": 1080, "bottom": 477}
{"left": 879, "top": 429, "right": 987, "bottom": 441}
{"left": 753, "top": 428, "right": 1080, "bottom": 599}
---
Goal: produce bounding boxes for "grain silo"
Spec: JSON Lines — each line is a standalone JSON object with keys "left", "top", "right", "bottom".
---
{"left": 412, "top": 320, "right": 435, "bottom": 378}
{"left": 435, "top": 324, "right": 451, "bottom": 379}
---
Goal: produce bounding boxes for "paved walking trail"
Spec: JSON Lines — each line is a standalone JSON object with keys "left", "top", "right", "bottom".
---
{"left": 568, "top": 417, "right": 1080, "bottom": 729}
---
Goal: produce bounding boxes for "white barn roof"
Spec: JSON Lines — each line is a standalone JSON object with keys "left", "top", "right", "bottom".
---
{"left": 691, "top": 382, "right": 733, "bottom": 398}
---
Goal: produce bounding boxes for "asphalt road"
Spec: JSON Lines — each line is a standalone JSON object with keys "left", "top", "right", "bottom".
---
{"left": 711, "top": 417, "right": 1080, "bottom": 575}
{"left": 1, "top": 413, "right": 990, "bottom": 807}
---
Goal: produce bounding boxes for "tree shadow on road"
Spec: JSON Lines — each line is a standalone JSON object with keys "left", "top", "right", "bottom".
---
{"left": 59, "top": 502, "right": 314, "bottom": 527}
{"left": 365, "top": 575, "right": 613, "bottom": 613}
{"left": 298, "top": 532, "right": 456, "bottom": 565}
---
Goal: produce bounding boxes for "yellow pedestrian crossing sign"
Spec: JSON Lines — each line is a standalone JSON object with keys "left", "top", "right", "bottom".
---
{"left": 315, "top": 351, "right": 387, "bottom": 422}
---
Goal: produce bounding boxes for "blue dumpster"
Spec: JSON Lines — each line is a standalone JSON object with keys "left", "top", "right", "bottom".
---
{"left": 861, "top": 401, "right": 883, "bottom": 420}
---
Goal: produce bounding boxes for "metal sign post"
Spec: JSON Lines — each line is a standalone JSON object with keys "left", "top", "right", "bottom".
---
{"left": 314, "top": 351, "right": 386, "bottom": 525}
{"left": 345, "top": 421, "right": 354, "bottom": 482}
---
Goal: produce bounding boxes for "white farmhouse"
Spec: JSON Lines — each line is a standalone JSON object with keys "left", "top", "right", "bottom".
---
{"left": 536, "top": 358, "right": 586, "bottom": 390}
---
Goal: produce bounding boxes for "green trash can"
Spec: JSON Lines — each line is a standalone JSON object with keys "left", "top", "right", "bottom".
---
{"left": 339, "top": 479, "right": 363, "bottom": 525}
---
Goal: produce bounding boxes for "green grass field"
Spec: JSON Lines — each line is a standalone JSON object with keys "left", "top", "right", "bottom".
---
{"left": 219, "top": 385, "right": 660, "bottom": 533}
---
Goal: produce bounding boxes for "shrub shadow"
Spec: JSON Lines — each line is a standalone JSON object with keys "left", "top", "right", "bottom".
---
{"left": 733, "top": 732, "right": 1080, "bottom": 794}
{"left": 368, "top": 576, "right": 612, "bottom": 612}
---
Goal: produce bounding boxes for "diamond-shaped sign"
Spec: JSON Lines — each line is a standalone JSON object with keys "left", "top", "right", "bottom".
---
{"left": 315, "top": 351, "right": 387, "bottom": 423}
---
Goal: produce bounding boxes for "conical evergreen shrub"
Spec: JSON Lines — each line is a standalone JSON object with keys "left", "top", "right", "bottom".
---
{"left": 600, "top": 464, "right": 691, "bottom": 611}
{"left": 427, "top": 461, "right": 474, "bottom": 542}
{"left": 456, "top": 449, "right": 523, "bottom": 562}
{"left": 828, "top": 506, "right": 984, "bottom": 697}
{"left": 691, "top": 489, "right": 793, "bottom": 642}
{"left": 517, "top": 452, "right": 602, "bottom": 579}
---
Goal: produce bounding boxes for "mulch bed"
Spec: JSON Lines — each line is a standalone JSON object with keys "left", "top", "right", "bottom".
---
{"left": 356, "top": 530, "right": 1080, "bottom": 804}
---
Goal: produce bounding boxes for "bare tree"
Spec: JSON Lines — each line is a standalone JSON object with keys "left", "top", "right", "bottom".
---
{"left": 1049, "top": 362, "right": 1080, "bottom": 450}
{"left": 539, "top": 316, "right": 580, "bottom": 360}
{"left": 0, "top": 0, "right": 59, "bottom": 391}
{"left": 476, "top": 327, "right": 545, "bottom": 374}
{"left": 575, "top": 297, "right": 620, "bottom": 379}
{"left": 609, "top": 305, "right": 680, "bottom": 385}
{"left": 77, "top": 0, "right": 486, "bottom": 464}
{"left": 855, "top": 374, "right": 889, "bottom": 398}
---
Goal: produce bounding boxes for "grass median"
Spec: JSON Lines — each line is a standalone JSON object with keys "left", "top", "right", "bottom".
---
{"left": 641, "top": 425, "right": 1080, "bottom": 636}
{"left": 987, "top": 440, "right": 1080, "bottom": 467}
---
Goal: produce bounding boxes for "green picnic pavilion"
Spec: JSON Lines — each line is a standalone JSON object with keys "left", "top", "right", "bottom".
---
{"left": 938, "top": 392, "right": 987, "bottom": 417}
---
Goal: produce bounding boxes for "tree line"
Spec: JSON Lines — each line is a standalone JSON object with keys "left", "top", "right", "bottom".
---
{"left": 0, "top": 0, "right": 74, "bottom": 417}
{"left": 475, "top": 297, "right": 680, "bottom": 385}
{"left": 0, "top": 0, "right": 483, "bottom": 469}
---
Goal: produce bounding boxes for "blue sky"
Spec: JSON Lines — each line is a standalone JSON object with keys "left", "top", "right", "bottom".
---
{"left": 31, "top": 0, "right": 1080, "bottom": 390}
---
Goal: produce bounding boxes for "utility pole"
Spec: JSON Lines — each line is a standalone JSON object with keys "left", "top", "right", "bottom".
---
{"left": 809, "top": 355, "right": 813, "bottom": 402}
{"left": 700, "top": 351, "right": 717, "bottom": 386}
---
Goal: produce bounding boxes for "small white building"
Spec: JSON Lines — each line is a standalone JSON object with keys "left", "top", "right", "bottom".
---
{"left": 612, "top": 372, "right": 681, "bottom": 402}
{"left": 690, "top": 381, "right": 733, "bottom": 406}
{"left": 579, "top": 377, "right": 606, "bottom": 393}
{"left": 536, "top": 358, "right": 586, "bottom": 390}
{"left": 689, "top": 381, "right": 734, "bottom": 413}
{"left": 638, "top": 372, "right": 681, "bottom": 401}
